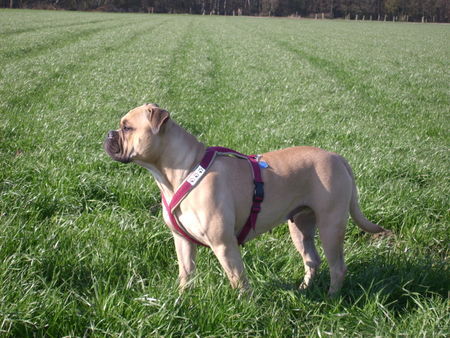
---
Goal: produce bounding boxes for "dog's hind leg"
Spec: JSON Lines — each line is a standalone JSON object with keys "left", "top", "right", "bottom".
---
{"left": 288, "top": 208, "right": 321, "bottom": 290}
{"left": 316, "top": 211, "right": 348, "bottom": 296}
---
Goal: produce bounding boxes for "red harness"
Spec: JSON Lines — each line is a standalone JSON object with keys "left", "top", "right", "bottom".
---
{"left": 161, "top": 146, "right": 264, "bottom": 247}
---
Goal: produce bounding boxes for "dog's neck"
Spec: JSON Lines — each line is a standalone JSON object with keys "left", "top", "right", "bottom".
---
{"left": 136, "top": 120, "right": 206, "bottom": 200}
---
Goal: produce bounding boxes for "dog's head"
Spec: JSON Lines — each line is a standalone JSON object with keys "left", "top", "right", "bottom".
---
{"left": 104, "top": 103, "right": 169, "bottom": 164}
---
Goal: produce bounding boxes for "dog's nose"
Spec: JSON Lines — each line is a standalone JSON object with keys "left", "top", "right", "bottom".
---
{"left": 108, "top": 130, "right": 115, "bottom": 139}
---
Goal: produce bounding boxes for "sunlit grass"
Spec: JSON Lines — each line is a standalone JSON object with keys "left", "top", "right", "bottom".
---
{"left": 0, "top": 9, "right": 449, "bottom": 336}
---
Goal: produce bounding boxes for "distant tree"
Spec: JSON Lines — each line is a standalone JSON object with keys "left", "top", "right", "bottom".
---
{"left": 384, "top": 0, "right": 398, "bottom": 15}
{"left": 1, "top": 0, "right": 447, "bottom": 22}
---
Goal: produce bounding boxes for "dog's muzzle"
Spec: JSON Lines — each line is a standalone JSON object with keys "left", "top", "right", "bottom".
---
{"left": 104, "top": 130, "right": 131, "bottom": 163}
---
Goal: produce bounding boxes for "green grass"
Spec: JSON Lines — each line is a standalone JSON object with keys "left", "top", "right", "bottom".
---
{"left": 1, "top": 9, "right": 449, "bottom": 336}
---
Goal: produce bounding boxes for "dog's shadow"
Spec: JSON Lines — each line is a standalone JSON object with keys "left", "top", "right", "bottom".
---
{"left": 249, "top": 250, "right": 448, "bottom": 311}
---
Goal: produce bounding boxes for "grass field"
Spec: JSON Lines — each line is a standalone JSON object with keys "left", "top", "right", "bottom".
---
{"left": 1, "top": 9, "right": 449, "bottom": 336}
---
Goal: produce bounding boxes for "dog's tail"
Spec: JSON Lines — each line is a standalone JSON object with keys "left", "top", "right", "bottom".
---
{"left": 341, "top": 158, "right": 386, "bottom": 233}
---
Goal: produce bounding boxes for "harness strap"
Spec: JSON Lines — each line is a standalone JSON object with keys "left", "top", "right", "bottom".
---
{"left": 237, "top": 155, "right": 264, "bottom": 245}
{"left": 162, "top": 194, "right": 207, "bottom": 247}
{"left": 162, "top": 146, "right": 264, "bottom": 247}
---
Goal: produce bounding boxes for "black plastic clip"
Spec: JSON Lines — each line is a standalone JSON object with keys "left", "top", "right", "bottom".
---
{"left": 253, "top": 181, "right": 264, "bottom": 202}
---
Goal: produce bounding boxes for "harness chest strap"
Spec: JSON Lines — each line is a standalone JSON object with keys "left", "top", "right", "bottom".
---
{"left": 161, "top": 146, "right": 264, "bottom": 247}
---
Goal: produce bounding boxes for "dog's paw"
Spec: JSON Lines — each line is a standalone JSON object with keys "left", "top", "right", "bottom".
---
{"left": 371, "top": 229, "right": 394, "bottom": 239}
{"left": 237, "top": 285, "right": 254, "bottom": 299}
{"left": 299, "top": 281, "right": 311, "bottom": 291}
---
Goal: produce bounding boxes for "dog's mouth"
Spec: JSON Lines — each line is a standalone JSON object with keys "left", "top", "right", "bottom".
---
{"left": 104, "top": 131, "right": 131, "bottom": 164}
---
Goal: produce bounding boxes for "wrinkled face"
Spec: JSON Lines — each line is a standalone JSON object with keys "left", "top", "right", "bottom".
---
{"left": 104, "top": 103, "right": 169, "bottom": 164}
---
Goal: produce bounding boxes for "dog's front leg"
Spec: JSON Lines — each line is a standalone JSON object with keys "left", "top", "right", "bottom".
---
{"left": 173, "top": 233, "right": 197, "bottom": 292}
{"left": 211, "top": 240, "right": 249, "bottom": 292}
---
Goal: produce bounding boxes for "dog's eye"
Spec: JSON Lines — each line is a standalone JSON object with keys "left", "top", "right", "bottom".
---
{"left": 122, "top": 126, "right": 133, "bottom": 132}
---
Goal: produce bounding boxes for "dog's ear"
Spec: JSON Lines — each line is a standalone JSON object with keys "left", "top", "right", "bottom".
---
{"left": 145, "top": 104, "right": 170, "bottom": 134}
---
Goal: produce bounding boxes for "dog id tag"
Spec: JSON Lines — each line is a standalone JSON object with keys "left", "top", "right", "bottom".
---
{"left": 255, "top": 154, "right": 269, "bottom": 169}
{"left": 259, "top": 161, "right": 269, "bottom": 169}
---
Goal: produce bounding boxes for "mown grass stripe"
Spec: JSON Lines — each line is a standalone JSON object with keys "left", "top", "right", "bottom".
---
{"left": 0, "top": 17, "right": 117, "bottom": 37}
{"left": 1, "top": 18, "right": 170, "bottom": 110}
{"left": 157, "top": 17, "right": 195, "bottom": 104}
{"left": 0, "top": 20, "right": 135, "bottom": 64}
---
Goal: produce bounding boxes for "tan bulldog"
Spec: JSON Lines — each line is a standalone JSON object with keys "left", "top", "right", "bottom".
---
{"left": 104, "top": 103, "right": 387, "bottom": 295}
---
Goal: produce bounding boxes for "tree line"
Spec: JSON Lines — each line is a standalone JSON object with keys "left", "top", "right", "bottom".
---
{"left": 2, "top": 0, "right": 449, "bottom": 22}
